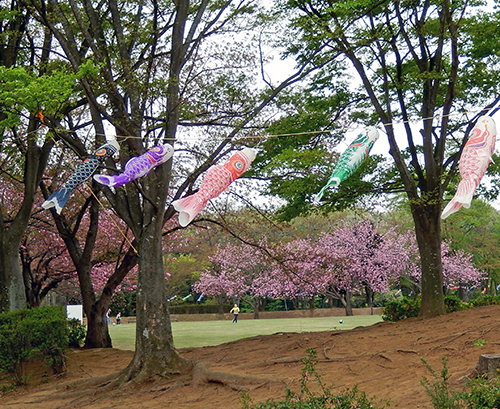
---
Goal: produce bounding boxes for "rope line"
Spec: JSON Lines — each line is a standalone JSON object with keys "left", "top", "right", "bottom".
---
{"left": 91, "top": 106, "right": 493, "bottom": 142}
{"left": 6, "top": 106, "right": 495, "bottom": 146}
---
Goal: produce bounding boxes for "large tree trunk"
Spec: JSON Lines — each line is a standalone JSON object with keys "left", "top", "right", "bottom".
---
{"left": 114, "top": 0, "right": 192, "bottom": 378}
{"left": 115, "top": 0, "right": 193, "bottom": 381}
{"left": 340, "top": 291, "right": 353, "bottom": 316}
{"left": 0, "top": 5, "right": 54, "bottom": 313}
{"left": 0, "top": 249, "right": 26, "bottom": 312}
{"left": 118, "top": 219, "right": 191, "bottom": 382}
{"left": 412, "top": 204, "right": 446, "bottom": 318}
{"left": 0, "top": 123, "right": 49, "bottom": 313}
{"left": 243, "top": 297, "right": 260, "bottom": 319}
{"left": 85, "top": 303, "right": 112, "bottom": 348}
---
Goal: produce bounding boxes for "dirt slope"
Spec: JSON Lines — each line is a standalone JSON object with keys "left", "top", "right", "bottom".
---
{"left": 2, "top": 305, "right": 500, "bottom": 409}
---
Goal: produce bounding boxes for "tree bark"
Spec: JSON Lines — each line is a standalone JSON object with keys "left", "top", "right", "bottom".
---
{"left": 118, "top": 218, "right": 192, "bottom": 382}
{"left": 85, "top": 304, "right": 112, "bottom": 348}
{"left": 0, "top": 249, "right": 26, "bottom": 312}
{"left": 114, "top": 0, "right": 193, "bottom": 379}
{"left": 340, "top": 291, "right": 353, "bottom": 316}
{"left": 0, "top": 124, "right": 50, "bottom": 312}
{"left": 411, "top": 198, "right": 446, "bottom": 318}
{"left": 364, "top": 287, "right": 374, "bottom": 315}
{"left": 365, "top": 286, "right": 374, "bottom": 308}
{"left": 470, "top": 353, "right": 500, "bottom": 379}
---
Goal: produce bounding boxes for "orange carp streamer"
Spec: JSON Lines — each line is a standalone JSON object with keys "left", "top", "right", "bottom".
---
{"left": 172, "top": 148, "right": 256, "bottom": 227}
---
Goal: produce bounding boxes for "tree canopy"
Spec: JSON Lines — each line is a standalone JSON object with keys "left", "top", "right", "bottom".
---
{"left": 0, "top": 0, "right": 326, "bottom": 385}
{"left": 254, "top": 0, "right": 500, "bottom": 317}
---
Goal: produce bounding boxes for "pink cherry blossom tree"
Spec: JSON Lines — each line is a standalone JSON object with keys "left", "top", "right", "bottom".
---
{"left": 194, "top": 220, "right": 483, "bottom": 318}
{"left": 270, "top": 221, "right": 409, "bottom": 315}
{"left": 195, "top": 220, "right": 411, "bottom": 316}
{"left": 263, "top": 238, "right": 334, "bottom": 309}
{"left": 193, "top": 241, "right": 272, "bottom": 319}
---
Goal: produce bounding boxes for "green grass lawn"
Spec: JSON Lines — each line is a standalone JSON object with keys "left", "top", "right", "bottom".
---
{"left": 108, "top": 315, "right": 383, "bottom": 351}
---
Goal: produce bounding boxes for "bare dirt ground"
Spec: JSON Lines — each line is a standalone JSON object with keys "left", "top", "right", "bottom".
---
{"left": 2, "top": 305, "right": 500, "bottom": 409}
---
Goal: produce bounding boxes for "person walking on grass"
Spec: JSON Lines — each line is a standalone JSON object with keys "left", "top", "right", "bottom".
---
{"left": 230, "top": 303, "right": 240, "bottom": 323}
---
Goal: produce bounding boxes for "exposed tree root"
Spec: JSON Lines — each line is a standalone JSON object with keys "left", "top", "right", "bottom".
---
{"left": 6, "top": 373, "right": 121, "bottom": 407}
{"left": 8, "top": 357, "right": 282, "bottom": 407}
{"left": 242, "top": 356, "right": 304, "bottom": 369}
{"left": 396, "top": 349, "right": 418, "bottom": 354}
{"left": 373, "top": 352, "right": 394, "bottom": 362}
{"left": 191, "top": 361, "right": 278, "bottom": 392}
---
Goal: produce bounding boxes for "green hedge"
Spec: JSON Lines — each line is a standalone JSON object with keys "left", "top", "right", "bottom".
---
{"left": 469, "top": 295, "right": 500, "bottom": 307}
{"left": 168, "top": 304, "right": 233, "bottom": 314}
{"left": 0, "top": 306, "right": 69, "bottom": 385}
{"left": 382, "top": 297, "right": 421, "bottom": 322}
{"left": 382, "top": 295, "right": 469, "bottom": 322}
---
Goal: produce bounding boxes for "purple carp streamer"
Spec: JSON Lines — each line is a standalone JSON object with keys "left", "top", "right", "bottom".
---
{"left": 42, "top": 140, "right": 119, "bottom": 214}
{"left": 93, "top": 143, "right": 174, "bottom": 187}
{"left": 441, "top": 115, "right": 497, "bottom": 219}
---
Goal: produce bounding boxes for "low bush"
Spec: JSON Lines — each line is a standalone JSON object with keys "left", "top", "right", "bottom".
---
{"left": 444, "top": 295, "right": 468, "bottom": 313}
{"left": 421, "top": 356, "right": 500, "bottom": 409}
{"left": 382, "top": 296, "right": 469, "bottom": 322}
{"left": 25, "top": 306, "right": 68, "bottom": 374}
{"left": 469, "top": 295, "right": 500, "bottom": 308}
{"left": 382, "top": 297, "right": 420, "bottom": 321}
{"left": 67, "top": 318, "right": 86, "bottom": 348}
{"left": 0, "top": 306, "right": 69, "bottom": 385}
{"left": 0, "top": 309, "right": 35, "bottom": 385}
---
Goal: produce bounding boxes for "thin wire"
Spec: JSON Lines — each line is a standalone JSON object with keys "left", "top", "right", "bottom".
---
{"left": 7, "top": 105, "right": 494, "bottom": 146}
{"left": 91, "top": 106, "right": 492, "bottom": 142}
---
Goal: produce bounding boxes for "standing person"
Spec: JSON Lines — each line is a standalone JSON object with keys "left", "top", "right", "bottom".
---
{"left": 106, "top": 309, "right": 111, "bottom": 325}
{"left": 116, "top": 312, "right": 121, "bottom": 325}
{"left": 230, "top": 304, "right": 240, "bottom": 323}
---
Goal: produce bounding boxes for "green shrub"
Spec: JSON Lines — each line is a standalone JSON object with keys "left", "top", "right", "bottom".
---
{"left": 67, "top": 318, "right": 86, "bottom": 348}
{"left": 240, "top": 348, "right": 389, "bottom": 408}
{"left": 469, "top": 295, "right": 500, "bottom": 308}
{"left": 444, "top": 295, "right": 468, "bottom": 313}
{"left": 382, "top": 295, "right": 469, "bottom": 322}
{"left": 373, "top": 291, "right": 402, "bottom": 307}
{"left": 25, "top": 306, "right": 69, "bottom": 373}
{"left": 421, "top": 357, "right": 462, "bottom": 409}
{"left": 382, "top": 297, "right": 420, "bottom": 322}
{"left": 421, "top": 356, "right": 500, "bottom": 409}
{"left": 464, "top": 377, "right": 500, "bottom": 408}
{"left": 0, "top": 309, "right": 35, "bottom": 385}
{"left": 0, "top": 306, "right": 69, "bottom": 385}
{"left": 168, "top": 303, "right": 233, "bottom": 314}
